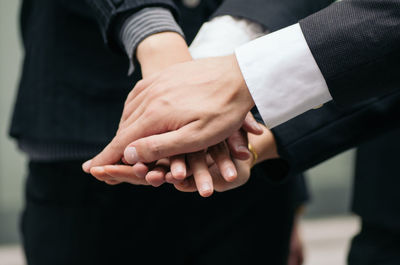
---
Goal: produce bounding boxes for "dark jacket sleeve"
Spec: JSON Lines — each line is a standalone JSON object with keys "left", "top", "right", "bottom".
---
{"left": 299, "top": 0, "right": 400, "bottom": 106}
{"left": 272, "top": 89, "right": 400, "bottom": 178}
{"left": 212, "top": 0, "right": 334, "bottom": 31}
{"left": 85, "top": 0, "right": 179, "bottom": 48}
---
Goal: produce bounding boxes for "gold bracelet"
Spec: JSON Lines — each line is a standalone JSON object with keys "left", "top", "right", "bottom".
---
{"left": 248, "top": 143, "right": 258, "bottom": 168}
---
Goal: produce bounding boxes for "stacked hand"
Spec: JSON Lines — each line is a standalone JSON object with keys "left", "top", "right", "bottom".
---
{"left": 90, "top": 127, "right": 260, "bottom": 196}
{"left": 83, "top": 31, "right": 274, "bottom": 197}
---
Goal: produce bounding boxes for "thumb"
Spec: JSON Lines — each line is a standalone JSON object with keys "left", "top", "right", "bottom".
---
{"left": 82, "top": 117, "right": 151, "bottom": 173}
{"left": 82, "top": 136, "right": 125, "bottom": 173}
{"left": 123, "top": 123, "right": 205, "bottom": 164}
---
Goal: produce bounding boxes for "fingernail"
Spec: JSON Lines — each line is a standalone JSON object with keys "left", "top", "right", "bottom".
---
{"left": 174, "top": 165, "right": 186, "bottom": 178}
{"left": 200, "top": 183, "right": 212, "bottom": 195}
{"left": 92, "top": 166, "right": 105, "bottom": 174}
{"left": 82, "top": 159, "right": 92, "bottom": 172}
{"left": 237, "top": 146, "right": 249, "bottom": 154}
{"left": 225, "top": 167, "right": 236, "bottom": 180}
{"left": 124, "top": 147, "right": 139, "bottom": 164}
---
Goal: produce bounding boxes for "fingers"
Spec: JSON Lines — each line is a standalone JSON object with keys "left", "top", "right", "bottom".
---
{"left": 83, "top": 116, "right": 152, "bottom": 173}
{"left": 145, "top": 167, "right": 167, "bottom": 187}
{"left": 208, "top": 142, "right": 237, "bottom": 182}
{"left": 104, "top": 179, "right": 122, "bottom": 185}
{"left": 90, "top": 166, "right": 113, "bottom": 182}
{"left": 174, "top": 177, "right": 197, "bottom": 193}
{"left": 170, "top": 155, "right": 186, "bottom": 180}
{"left": 187, "top": 151, "right": 214, "bottom": 197}
{"left": 165, "top": 172, "right": 184, "bottom": 185}
{"left": 123, "top": 122, "right": 205, "bottom": 164}
{"left": 144, "top": 158, "right": 169, "bottom": 187}
{"left": 91, "top": 165, "right": 149, "bottom": 186}
{"left": 242, "top": 112, "right": 263, "bottom": 135}
{"left": 227, "top": 130, "right": 250, "bottom": 160}
{"left": 131, "top": 162, "right": 149, "bottom": 178}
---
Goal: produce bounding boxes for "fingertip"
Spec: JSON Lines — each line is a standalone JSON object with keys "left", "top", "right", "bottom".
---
{"left": 90, "top": 166, "right": 105, "bottom": 176}
{"left": 89, "top": 166, "right": 111, "bottom": 182}
{"left": 224, "top": 167, "right": 238, "bottom": 182}
{"left": 82, "top": 159, "right": 92, "bottom": 173}
{"left": 244, "top": 113, "right": 263, "bottom": 135}
{"left": 199, "top": 183, "right": 214, "bottom": 198}
{"left": 172, "top": 167, "right": 186, "bottom": 180}
{"left": 199, "top": 189, "right": 214, "bottom": 198}
{"left": 165, "top": 172, "right": 174, "bottom": 183}
{"left": 132, "top": 162, "right": 148, "bottom": 178}
{"left": 145, "top": 171, "right": 165, "bottom": 187}
{"left": 124, "top": 146, "right": 139, "bottom": 164}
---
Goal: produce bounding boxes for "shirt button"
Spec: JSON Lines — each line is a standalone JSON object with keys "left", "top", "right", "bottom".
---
{"left": 182, "top": 0, "right": 201, "bottom": 8}
{"left": 313, "top": 104, "right": 324, "bottom": 109}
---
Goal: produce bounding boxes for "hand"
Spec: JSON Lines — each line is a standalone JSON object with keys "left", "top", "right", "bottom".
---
{"left": 90, "top": 119, "right": 278, "bottom": 196}
{"left": 174, "top": 151, "right": 253, "bottom": 193}
{"left": 90, "top": 128, "right": 252, "bottom": 197}
{"left": 176, "top": 122, "right": 279, "bottom": 193}
{"left": 288, "top": 211, "right": 305, "bottom": 265}
{"left": 83, "top": 54, "right": 256, "bottom": 172}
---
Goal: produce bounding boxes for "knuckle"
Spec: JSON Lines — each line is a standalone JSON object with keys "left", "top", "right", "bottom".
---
{"left": 134, "top": 79, "right": 145, "bottom": 91}
{"left": 146, "top": 138, "right": 163, "bottom": 161}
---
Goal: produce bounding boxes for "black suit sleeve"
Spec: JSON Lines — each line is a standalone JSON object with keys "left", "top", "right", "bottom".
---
{"left": 299, "top": 0, "right": 400, "bottom": 106}
{"left": 85, "top": 0, "right": 179, "bottom": 47}
{"left": 272, "top": 90, "right": 400, "bottom": 178}
{"left": 212, "top": 0, "right": 334, "bottom": 31}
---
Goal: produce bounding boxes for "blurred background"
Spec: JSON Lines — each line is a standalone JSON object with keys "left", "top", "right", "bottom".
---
{"left": 0, "top": 1, "right": 359, "bottom": 264}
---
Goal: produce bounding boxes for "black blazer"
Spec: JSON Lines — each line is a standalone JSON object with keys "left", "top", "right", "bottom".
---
{"left": 271, "top": 89, "right": 400, "bottom": 178}
{"left": 299, "top": 0, "right": 400, "bottom": 106}
{"left": 354, "top": 128, "right": 400, "bottom": 230}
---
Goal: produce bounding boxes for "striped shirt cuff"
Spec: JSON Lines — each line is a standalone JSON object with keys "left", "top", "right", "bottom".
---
{"left": 120, "top": 7, "right": 184, "bottom": 75}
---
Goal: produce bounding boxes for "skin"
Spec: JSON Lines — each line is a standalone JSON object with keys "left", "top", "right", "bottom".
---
{"left": 87, "top": 31, "right": 263, "bottom": 196}
{"left": 91, "top": 122, "right": 280, "bottom": 195}
{"left": 83, "top": 54, "right": 255, "bottom": 174}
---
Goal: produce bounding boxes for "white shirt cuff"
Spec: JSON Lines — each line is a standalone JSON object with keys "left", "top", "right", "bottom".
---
{"left": 235, "top": 23, "right": 333, "bottom": 128}
{"left": 189, "top": 15, "right": 267, "bottom": 59}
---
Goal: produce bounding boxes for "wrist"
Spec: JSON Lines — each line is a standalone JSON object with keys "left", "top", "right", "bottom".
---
{"left": 137, "top": 32, "right": 191, "bottom": 76}
{"left": 248, "top": 124, "right": 279, "bottom": 165}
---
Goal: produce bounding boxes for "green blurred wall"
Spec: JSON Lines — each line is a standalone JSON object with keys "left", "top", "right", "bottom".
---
{"left": 0, "top": 0, "right": 26, "bottom": 244}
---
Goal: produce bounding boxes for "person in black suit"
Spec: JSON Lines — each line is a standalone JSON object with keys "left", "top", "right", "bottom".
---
{"left": 266, "top": 92, "right": 400, "bottom": 265}
{"left": 10, "top": 0, "right": 326, "bottom": 264}
{"left": 347, "top": 128, "right": 400, "bottom": 265}
{"left": 85, "top": 0, "right": 400, "bottom": 175}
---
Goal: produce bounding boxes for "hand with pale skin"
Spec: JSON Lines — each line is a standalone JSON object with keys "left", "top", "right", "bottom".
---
{"left": 83, "top": 54, "right": 255, "bottom": 173}
{"left": 174, "top": 122, "right": 278, "bottom": 193}
{"left": 91, "top": 122, "right": 279, "bottom": 196}
{"left": 91, "top": 128, "right": 255, "bottom": 197}
{"left": 87, "top": 31, "right": 263, "bottom": 196}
